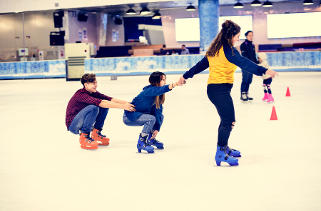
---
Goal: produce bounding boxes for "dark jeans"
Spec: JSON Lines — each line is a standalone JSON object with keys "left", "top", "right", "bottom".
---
{"left": 241, "top": 70, "right": 253, "bottom": 93}
{"left": 207, "top": 84, "right": 235, "bottom": 147}
{"left": 69, "top": 105, "right": 109, "bottom": 134}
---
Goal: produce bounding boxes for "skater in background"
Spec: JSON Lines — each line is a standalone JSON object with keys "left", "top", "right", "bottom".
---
{"left": 177, "top": 20, "right": 277, "bottom": 166}
{"left": 240, "top": 31, "right": 259, "bottom": 101}
{"left": 66, "top": 73, "right": 135, "bottom": 150}
{"left": 258, "top": 52, "right": 274, "bottom": 103}
{"left": 123, "top": 71, "right": 180, "bottom": 153}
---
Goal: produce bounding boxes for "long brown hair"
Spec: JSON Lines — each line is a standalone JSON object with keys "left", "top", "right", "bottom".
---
{"left": 149, "top": 71, "right": 166, "bottom": 109}
{"left": 206, "top": 20, "right": 241, "bottom": 57}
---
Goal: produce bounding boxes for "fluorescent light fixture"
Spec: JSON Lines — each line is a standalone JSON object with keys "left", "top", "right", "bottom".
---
{"left": 126, "top": 8, "right": 136, "bottom": 15}
{"left": 251, "top": 0, "right": 262, "bottom": 6}
{"left": 186, "top": 4, "right": 196, "bottom": 11}
{"left": 303, "top": 0, "right": 313, "bottom": 5}
{"left": 152, "top": 10, "right": 161, "bottom": 19}
{"left": 234, "top": 1, "right": 244, "bottom": 8}
{"left": 140, "top": 7, "right": 151, "bottom": 15}
{"left": 262, "top": 0, "right": 273, "bottom": 7}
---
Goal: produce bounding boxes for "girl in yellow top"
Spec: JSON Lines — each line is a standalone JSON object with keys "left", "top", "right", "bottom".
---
{"left": 178, "top": 20, "right": 277, "bottom": 166}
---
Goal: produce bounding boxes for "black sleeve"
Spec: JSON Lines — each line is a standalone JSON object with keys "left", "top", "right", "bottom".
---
{"left": 183, "top": 56, "right": 209, "bottom": 79}
{"left": 240, "top": 43, "right": 249, "bottom": 58}
{"left": 223, "top": 44, "right": 267, "bottom": 76}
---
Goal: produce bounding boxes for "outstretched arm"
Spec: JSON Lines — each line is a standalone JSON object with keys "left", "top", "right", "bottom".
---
{"left": 182, "top": 56, "right": 209, "bottom": 80}
{"left": 99, "top": 100, "right": 135, "bottom": 112}
{"left": 143, "top": 84, "right": 179, "bottom": 97}
{"left": 111, "top": 98, "right": 131, "bottom": 105}
{"left": 169, "top": 82, "right": 179, "bottom": 90}
{"left": 224, "top": 44, "right": 266, "bottom": 76}
{"left": 177, "top": 56, "right": 209, "bottom": 85}
{"left": 224, "top": 44, "right": 277, "bottom": 78}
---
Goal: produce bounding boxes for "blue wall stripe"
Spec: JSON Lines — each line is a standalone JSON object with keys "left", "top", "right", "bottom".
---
{"left": 0, "top": 51, "right": 320, "bottom": 79}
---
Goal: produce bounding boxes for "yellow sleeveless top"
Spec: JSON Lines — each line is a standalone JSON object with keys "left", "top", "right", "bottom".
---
{"left": 207, "top": 47, "right": 237, "bottom": 84}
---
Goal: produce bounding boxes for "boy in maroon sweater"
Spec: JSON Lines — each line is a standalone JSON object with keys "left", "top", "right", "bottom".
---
{"left": 66, "top": 73, "right": 135, "bottom": 150}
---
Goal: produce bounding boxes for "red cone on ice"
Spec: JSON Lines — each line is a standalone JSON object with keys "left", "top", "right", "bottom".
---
{"left": 286, "top": 87, "right": 291, "bottom": 97}
{"left": 270, "top": 106, "right": 278, "bottom": 120}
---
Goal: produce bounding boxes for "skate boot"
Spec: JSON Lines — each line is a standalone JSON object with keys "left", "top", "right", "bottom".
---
{"left": 267, "top": 94, "right": 274, "bottom": 103}
{"left": 262, "top": 93, "right": 269, "bottom": 101}
{"left": 240, "top": 92, "right": 248, "bottom": 101}
{"left": 226, "top": 146, "right": 241, "bottom": 157}
{"left": 148, "top": 136, "right": 164, "bottom": 149}
{"left": 246, "top": 93, "right": 253, "bottom": 101}
{"left": 91, "top": 128, "right": 110, "bottom": 145}
{"left": 137, "top": 134, "right": 154, "bottom": 153}
{"left": 79, "top": 133, "right": 98, "bottom": 150}
{"left": 215, "top": 146, "right": 239, "bottom": 166}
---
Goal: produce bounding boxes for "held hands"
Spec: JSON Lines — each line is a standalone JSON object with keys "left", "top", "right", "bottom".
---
{"left": 124, "top": 103, "right": 136, "bottom": 112}
{"left": 177, "top": 76, "right": 186, "bottom": 86}
{"left": 168, "top": 76, "right": 186, "bottom": 89}
{"left": 169, "top": 82, "right": 182, "bottom": 89}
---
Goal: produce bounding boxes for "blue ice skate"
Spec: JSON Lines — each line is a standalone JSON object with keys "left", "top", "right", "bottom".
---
{"left": 137, "top": 134, "right": 154, "bottom": 153}
{"left": 215, "top": 146, "right": 239, "bottom": 166}
{"left": 148, "top": 136, "right": 164, "bottom": 150}
{"left": 226, "top": 146, "right": 241, "bottom": 157}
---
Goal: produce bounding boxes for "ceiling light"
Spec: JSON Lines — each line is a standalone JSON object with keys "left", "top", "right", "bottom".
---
{"left": 251, "top": 0, "right": 262, "bottom": 6}
{"left": 126, "top": 8, "right": 136, "bottom": 15}
{"left": 262, "top": 0, "right": 273, "bottom": 7}
{"left": 234, "top": 1, "right": 244, "bottom": 8}
{"left": 303, "top": 0, "right": 314, "bottom": 5}
{"left": 186, "top": 4, "right": 196, "bottom": 11}
{"left": 152, "top": 10, "right": 161, "bottom": 19}
{"left": 140, "top": 7, "right": 151, "bottom": 15}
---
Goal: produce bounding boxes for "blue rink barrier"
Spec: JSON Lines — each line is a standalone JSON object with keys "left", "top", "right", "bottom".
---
{"left": 0, "top": 51, "right": 320, "bottom": 79}
{"left": 0, "top": 60, "right": 66, "bottom": 80}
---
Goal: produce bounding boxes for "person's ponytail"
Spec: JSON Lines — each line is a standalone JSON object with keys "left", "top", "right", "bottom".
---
{"left": 206, "top": 20, "right": 241, "bottom": 57}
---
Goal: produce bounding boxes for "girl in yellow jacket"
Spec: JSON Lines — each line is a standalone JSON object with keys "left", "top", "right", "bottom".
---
{"left": 178, "top": 20, "right": 277, "bottom": 166}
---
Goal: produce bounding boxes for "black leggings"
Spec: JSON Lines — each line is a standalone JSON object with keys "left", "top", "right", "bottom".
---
{"left": 207, "top": 84, "right": 235, "bottom": 147}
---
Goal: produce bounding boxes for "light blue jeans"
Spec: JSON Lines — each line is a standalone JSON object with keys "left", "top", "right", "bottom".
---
{"left": 123, "top": 113, "right": 156, "bottom": 134}
{"left": 69, "top": 105, "right": 109, "bottom": 135}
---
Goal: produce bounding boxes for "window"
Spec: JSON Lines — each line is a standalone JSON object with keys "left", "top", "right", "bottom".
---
{"left": 175, "top": 16, "right": 252, "bottom": 41}
{"left": 267, "top": 12, "right": 321, "bottom": 38}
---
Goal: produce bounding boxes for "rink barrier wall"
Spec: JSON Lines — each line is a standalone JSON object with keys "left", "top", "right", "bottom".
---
{"left": 0, "top": 51, "right": 320, "bottom": 79}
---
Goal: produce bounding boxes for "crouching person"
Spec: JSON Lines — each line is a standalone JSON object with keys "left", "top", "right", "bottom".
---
{"left": 65, "top": 73, "right": 135, "bottom": 150}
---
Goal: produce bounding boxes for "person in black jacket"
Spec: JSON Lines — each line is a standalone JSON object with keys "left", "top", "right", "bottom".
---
{"left": 240, "top": 31, "right": 258, "bottom": 101}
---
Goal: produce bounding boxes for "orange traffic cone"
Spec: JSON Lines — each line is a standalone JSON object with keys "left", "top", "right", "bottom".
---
{"left": 286, "top": 87, "right": 291, "bottom": 97}
{"left": 270, "top": 106, "right": 278, "bottom": 120}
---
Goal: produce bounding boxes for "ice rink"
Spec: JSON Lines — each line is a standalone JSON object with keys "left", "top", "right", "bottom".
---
{"left": 0, "top": 72, "right": 321, "bottom": 211}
